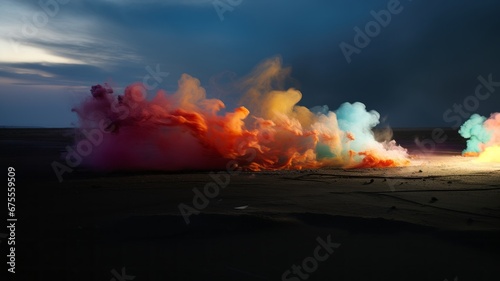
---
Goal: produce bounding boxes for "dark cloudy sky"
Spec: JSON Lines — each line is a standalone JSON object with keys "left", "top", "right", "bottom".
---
{"left": 1, "top": 0, "right": 500, "bottom": 128}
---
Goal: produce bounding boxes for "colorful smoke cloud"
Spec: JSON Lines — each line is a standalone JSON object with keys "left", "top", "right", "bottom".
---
{"left": 71, "top": 58, "right": 409, "bottom": 171}
{"left": 459, "top": 112, "right": 500, "bottom": 162}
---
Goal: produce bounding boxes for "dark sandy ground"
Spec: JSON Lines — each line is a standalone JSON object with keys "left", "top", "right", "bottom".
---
{"left": 1, "top": 128, "right": 500, "bottom": 281}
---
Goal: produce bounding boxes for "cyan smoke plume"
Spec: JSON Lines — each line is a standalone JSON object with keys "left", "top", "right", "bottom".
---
{"left": 459, "top": 114, "right": 492, "bottom": 153}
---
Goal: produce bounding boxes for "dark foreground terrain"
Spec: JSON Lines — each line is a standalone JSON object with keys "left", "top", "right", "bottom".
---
{"left": 1, "top": 128, "right": 500, "bottom": 281}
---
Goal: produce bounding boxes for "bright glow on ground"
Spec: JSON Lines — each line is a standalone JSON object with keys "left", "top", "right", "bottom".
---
{"left": 478, "top": 146, "right": 500, "bottom": 163}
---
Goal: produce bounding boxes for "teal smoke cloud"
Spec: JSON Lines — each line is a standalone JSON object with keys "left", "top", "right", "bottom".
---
{"left": 458, "top": 114, "right": 492, "bottom": 153}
